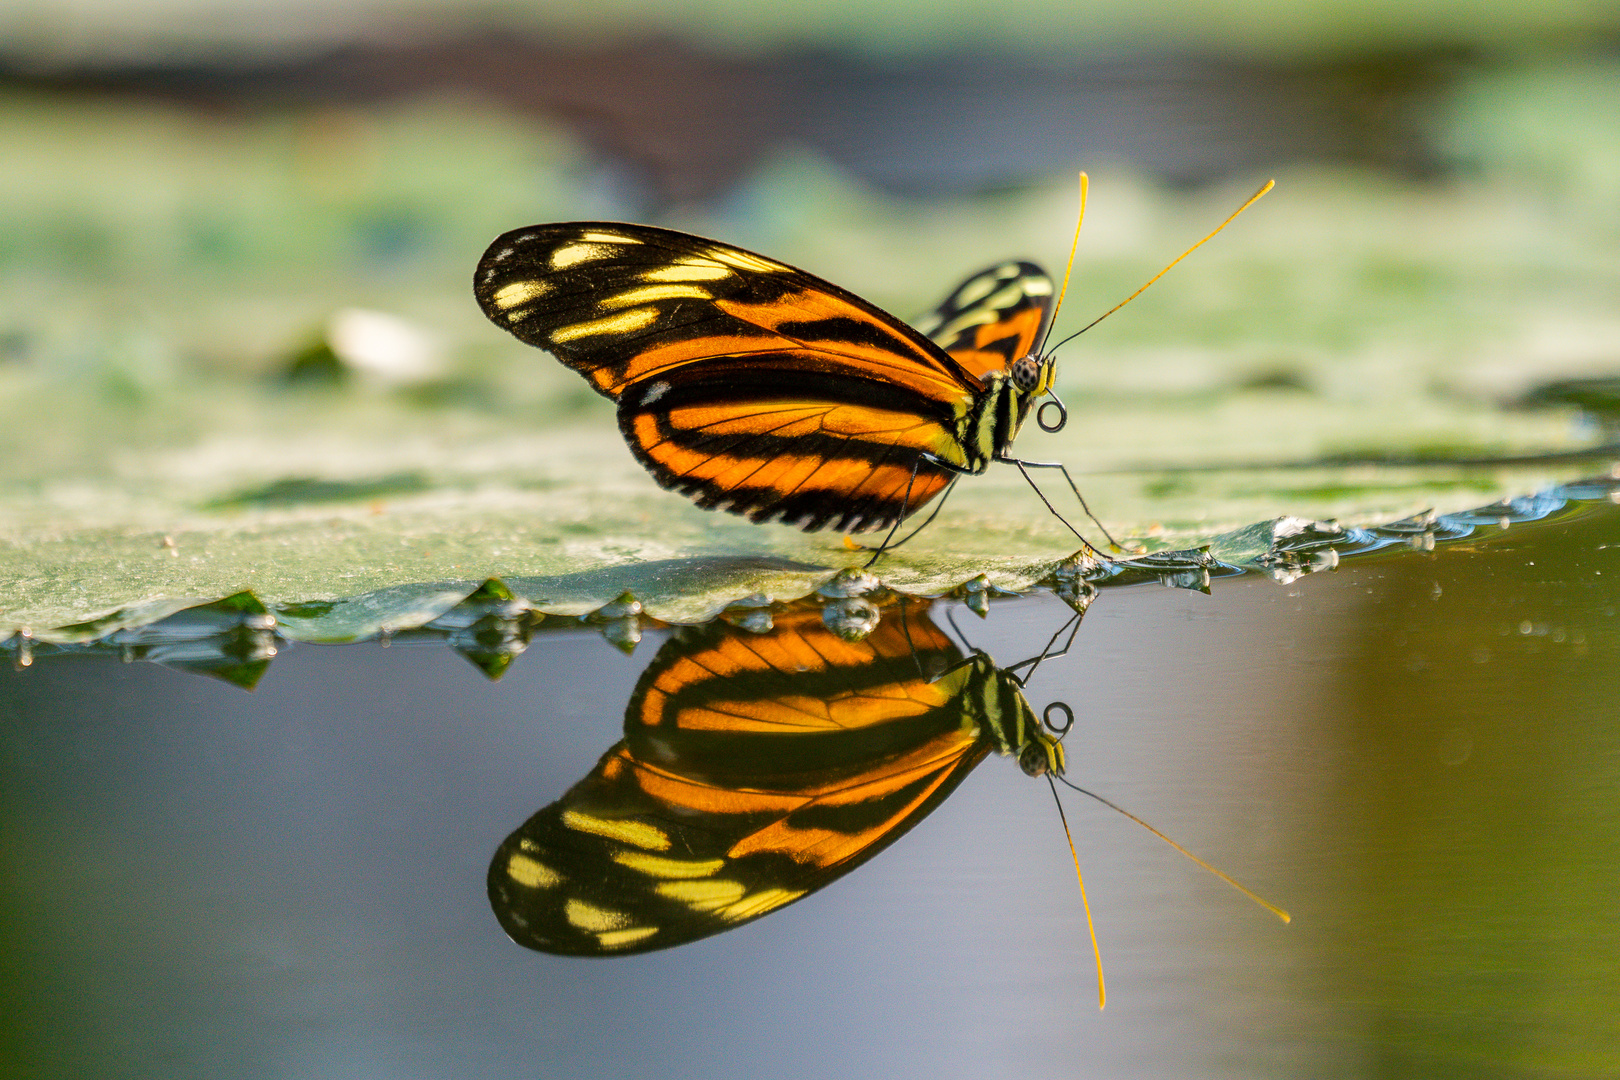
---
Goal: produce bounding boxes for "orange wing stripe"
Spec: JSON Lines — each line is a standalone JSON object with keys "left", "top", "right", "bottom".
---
{"left": 719, "top": 292, "right": 973, "bottom": 396}
{"left": 662, "top": 401, "right": 964, "bottom": 460}
{"left": 665, "top": 684, "right": 947, "bottom": 732}
{"left": 624, "top": 728, "right": 977, "bottom": 815}
{"left": 727, "top": 731, "right": 984, "bottom": 864}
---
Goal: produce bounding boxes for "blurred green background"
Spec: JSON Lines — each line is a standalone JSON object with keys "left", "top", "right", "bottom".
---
{"left": 4, "top": 7, "right": 1620, "bottom": 1078}
{"left": 2, "top": 0, "right": 1620, "bottom": 632}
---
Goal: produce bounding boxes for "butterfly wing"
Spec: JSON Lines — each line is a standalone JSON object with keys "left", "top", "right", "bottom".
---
{"left": 475, "top": 223, "right": 983, "bottom": 532}
{"left": 487, "top": 604, "right": 992, "bottom": 956}
{"left": 912, "top": 261, "right": 1054, "bottom": 382}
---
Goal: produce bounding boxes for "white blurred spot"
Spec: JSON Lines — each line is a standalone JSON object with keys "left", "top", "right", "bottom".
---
{"left": 327, "top": 308, "right": 446, "bottom": 387}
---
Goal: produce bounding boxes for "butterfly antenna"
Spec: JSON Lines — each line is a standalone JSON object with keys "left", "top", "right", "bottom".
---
{"left": 1056, "top": 775, "right": 1291, "bottom": 923}
{"left": 1045, "top": 179, "right": 1275, "bottom": 359}
{"left": 1049, "top": 774, "right": 1106, "bottom": 1009}
{"left": 1037, "top": 172, "right": 1088, "bottom": 357}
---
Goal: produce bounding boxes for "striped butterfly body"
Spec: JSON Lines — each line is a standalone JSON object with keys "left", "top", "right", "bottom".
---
{"left": 488, "top": 600, "right": 1065, "bottom": 956}
{"left": 474, "top": 224, "right": 1058, "bottom": 534}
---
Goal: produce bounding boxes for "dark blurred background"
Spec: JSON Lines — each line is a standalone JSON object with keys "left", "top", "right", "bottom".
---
{"left": 4, "top": 0, "right": 1618, "bottom": 381}
{"left": 9, "top": 0, "right": 1605, "bottom": 209}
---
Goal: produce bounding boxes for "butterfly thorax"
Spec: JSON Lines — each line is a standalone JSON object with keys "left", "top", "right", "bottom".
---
{"left": 942, "top": 652, "right": 1066, "bottom": 777}
{"left": 957, "top": 354, "right": 1057, "bottom": 472}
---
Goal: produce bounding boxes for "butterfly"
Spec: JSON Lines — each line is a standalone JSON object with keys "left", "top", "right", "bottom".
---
{"left": 487, "top": 598, "right": 1071, "bottom": 956}
{"left": 473, "top": 223, "right": 1063, "bottom": 537}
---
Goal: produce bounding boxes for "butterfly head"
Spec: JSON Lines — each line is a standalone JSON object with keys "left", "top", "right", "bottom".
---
{"left": 1009, "top": 354, "right": 1055, "bottom": 397}
{"left": 998, "top": 352, "right": 1064, "bottom": 441}
{"left": 1019, "top": 735, "right": 1066, "bottom": 778}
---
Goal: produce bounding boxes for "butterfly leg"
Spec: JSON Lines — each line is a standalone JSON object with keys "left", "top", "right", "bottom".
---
{"left": 855, "top": 460, "right": 921, "bottom": 566}
{"left": 853, "top": 456, "right": 963, "bottom": 567}
{"left": 995, "top": 455, "right": 1127, "bottom": 555}
{"left": 1001, "top": 608, "right": 1087, "bottom": 686}
{"left": 858, "top": 476, "right": 961, "bottom": 567}
{"left": 939, "top": 600, "right": 1085, "bottom": 688}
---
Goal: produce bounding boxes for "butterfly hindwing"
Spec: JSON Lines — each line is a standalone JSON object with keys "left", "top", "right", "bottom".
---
{"left": 475, "top": 223, "right": 1018, "bottom": 532}
{"left": 913, "top": 261, "right": 1054, "bottom": 382}
{"left": 487, "top": 605, "right": 995, "bottom": 956}
{"left": 616, "top": 393, "right": 959, "bottom": 533}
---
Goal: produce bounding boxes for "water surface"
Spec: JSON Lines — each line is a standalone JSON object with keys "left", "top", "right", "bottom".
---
{"left": 3, "top": 498, "right": 1618, "bottom": 1079}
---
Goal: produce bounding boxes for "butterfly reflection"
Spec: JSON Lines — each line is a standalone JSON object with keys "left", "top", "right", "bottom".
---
{"left": 488, "top": 597, "right": 1079, "bottom": 956}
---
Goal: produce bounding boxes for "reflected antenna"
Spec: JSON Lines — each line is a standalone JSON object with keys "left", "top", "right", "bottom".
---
{"left": 1049, "top": 775, "right": 1106, "bottom": 1010}
{"left": 1056, "top": 774, "right": 1292, "bottom": 924}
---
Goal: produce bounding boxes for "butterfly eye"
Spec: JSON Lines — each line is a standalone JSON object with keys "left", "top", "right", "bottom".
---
{"left": 1018, "top": 743, "right": 1052, "bottom": 777}
{"left": 1010, "top": 356, "right": 1041, "bottom": 393}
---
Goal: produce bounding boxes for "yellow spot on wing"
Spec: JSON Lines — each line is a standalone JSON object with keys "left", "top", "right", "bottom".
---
{"left": 492, "top": 280, "right": 550, "bottom": 309}
{"left": 985, "top": 282, "right": 1035, "bottom": 310}
{"left": 580, "top": 230, "right": 644, "bottom": 244}
{"left": 563, "top": 900, "right": 651, "bottom": 939}
{"left": 936, "top": 307, "right": 1002, "bottom": 342}
{"left": 719, "top": 888, "right": 805, "bottom": 922}
{"left": 561, "top": 809, "right": 671, "bottom": 850}
{"left": 613, "top": 851, "right": 726, "bottom": 878}
{"left": 597, "top": 927, "right": 659, "bottom": 950}
{"left": 953, "top": 274, "right": 999, "bottom": 308}
{"left": 656, "top": 879, "right": 747, "bottom": 911}
{"left": 565, "top": 898, "right": 631, "bottom": 931}
{"left": 600, "top": 284, "right": 713, "bottom": 309}
{"left": 550, "top": 242, "right": 614, "bottom": 269}
{"left": 1024, "top": 278, "right": 1053, "bottom": 296}
{"left": 551, "top": 307, "right": 659, "bottom": 343}
{"left": 506, "top": 853, "right": 561, "bottom": 888}
{"left": 704, "top": 247, "right": 788, "bottom": 273}
{"left": 643, "top": 262, "right": 730, "bottom": 283}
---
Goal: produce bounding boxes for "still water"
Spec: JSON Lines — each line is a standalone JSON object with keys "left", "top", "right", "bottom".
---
{"left": 3, "top": 495, "right": 1619, "bottom": 1079}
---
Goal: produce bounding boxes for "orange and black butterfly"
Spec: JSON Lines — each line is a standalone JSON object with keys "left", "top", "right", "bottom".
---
{"left": 487, "top": 600, "right": 1070, "bottom": 956}
{"left": 473, "top": 224, "right": 1060, "bottom": 535}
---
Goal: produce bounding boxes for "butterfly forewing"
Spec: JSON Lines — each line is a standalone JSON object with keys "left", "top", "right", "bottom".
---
{"left": 913, "top": 261, "right": 1054, "bottom": 381}
{"left": 487, "top": 605, "right": 996, "bottom": 956}
{"left": 476, "top": 223, "right": 975, "bottom": 403}
{"left": 475, "top": 223, "right": 1020, "bottom": 532}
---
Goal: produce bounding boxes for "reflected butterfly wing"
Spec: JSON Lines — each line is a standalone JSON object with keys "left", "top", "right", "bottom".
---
{"left": 488, "top": 605, "right": 1019, "bottom": 956}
